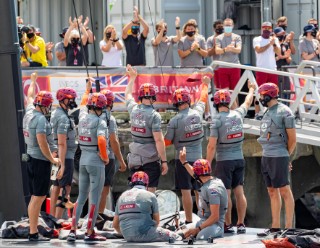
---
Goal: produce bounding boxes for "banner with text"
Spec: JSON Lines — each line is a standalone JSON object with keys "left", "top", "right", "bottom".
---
{"left": 22, "top": 67, "right": 213, "bottom": 111}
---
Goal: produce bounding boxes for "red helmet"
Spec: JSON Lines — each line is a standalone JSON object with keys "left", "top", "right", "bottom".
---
{"left": 258, "top": 83, "right": 279, "bottom": 98}
{"left": 131, "top": 171, "right": 149, "bottom": 187}
{"left": 193, "top": 159, "right": 212, "bottom": 176}
{"left": 213, "top": 90, "right": 231, "bottom": 106}
{"left": 172, "top": 88, "right": 191, "bottom": 106}
{"left": 138, "top": 83, "right": 156, "bottom": 100}
{"left": 56, "top": 87, "right": 77, "bottom": 101}
{"left": 33, "top": 91, "right": 54, "bottom": 107}
{"left": 100, "top": 89, "right": 115, "bottom": 107}
{"left": 87, "top": 93, "right": 107, "bottom": 109}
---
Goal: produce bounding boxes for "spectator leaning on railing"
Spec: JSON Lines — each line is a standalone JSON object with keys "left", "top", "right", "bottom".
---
{"left": 299, "top": 24, "right": 320, "bottom": 62}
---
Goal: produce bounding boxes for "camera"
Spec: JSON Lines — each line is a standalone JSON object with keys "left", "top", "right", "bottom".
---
{"left": 17, "top": 24, "right": 31, "bottom": 48}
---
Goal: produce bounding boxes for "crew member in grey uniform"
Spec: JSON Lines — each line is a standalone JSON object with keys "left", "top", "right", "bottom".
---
{"left": 99, "top": 88, "right": 127, "bottom": 214}
{"left": 50, "top": 87, "right": 78, "bottom": 219}
{"left": 67, "top": 92, "right": 109, "bottom": 243}
{"left": 179, "top": 147, "right": 228, "bottom": 240}
{"left": 125, "top": 64, "right": 168, "bottom": 193}
{"left": 206, "top": 82, "right": 256, "bottom": 234}
{"left": 113, "top": 171, "right": 181, "bottom": 242}
{"left": 80, "top": 81, "right": 127, "bottom": 215}
{"left": 151, "top": 17, "right": 181, "bottom": 66}
{"left": 164, "top": 76, "right": 210, "bottom": 224}
{"left": 256, "top": 83, "right": 296, "bottom": 237}
{"left": 23, "top": 72, "right": 60, "bottom": 241}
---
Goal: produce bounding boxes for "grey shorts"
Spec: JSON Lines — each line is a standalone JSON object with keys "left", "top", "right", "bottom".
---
{"left": 261, "top": 156, "right": 290, "bottom": 188}
{"left": 214, "top": 159, "right": 245, "bottom": 189}
{"left": 104, "top": 159, "right": 115, "bottom": 186}
{"left": 53, "top": 159, "right": 74, "bottom": 187}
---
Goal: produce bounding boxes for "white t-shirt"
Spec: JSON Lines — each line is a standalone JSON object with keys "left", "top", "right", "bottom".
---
{"left": 99, "top": 40, "right": 123, "bottom": 66}
{"left": 253, "top": 36, "right": 280, "bottom": 70}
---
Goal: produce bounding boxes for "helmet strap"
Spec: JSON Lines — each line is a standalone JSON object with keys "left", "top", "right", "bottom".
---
{"left": 193, "top": 173, "right": 203, "bottom": 186}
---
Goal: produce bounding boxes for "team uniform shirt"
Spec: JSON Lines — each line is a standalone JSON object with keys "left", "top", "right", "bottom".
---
{"left": 23, "top": 104, "right": 56, "bottom": 161}
{"left": 257, "top": 103, "right": 295, "bottom": 157}
{"left": 151, "top": 36, "right": 176, "bottom": 66}
{"left": 21, "top": 35, "right": 48, "bottom": 66}
{"left": 215, "top": 33, "right": 241, "bottom": 67}
{"left": 198, "top": 178, "right": 228, "bottom": 229}
{"left": 178, "top": 35, "right": 207, "bottom": 67}
{"left": 299, "top": 38, "right": 320, "bottom": 62}
{"left": 165, "top": 102, "right": 205, "bottom": 161}
{"left": 209, "top": 106, "right": 247, "bottom": 161}
{"left": 115, "top": 187, "right": 159, "bottom": 237}
{"left": 100, "top": 39, "right": 123, "bottom": 66}
{"left": 78, "top": 109, "right": 108, "bottom": 167}
{"left": 50, "top": 107, "right": 77, "bottom": 159}
{"left": 206, "top": 35, "right": 221, "bottom": 62}
{"left": 54, "top": 41, "right": 66, "bottom": 66}
{"left": 126, "top": 99, "right": 162, "bottom": 144}
{"left": 253, "top": 36, "right": 280, "bottom": 70}
{"left": 103, "top": 111, "right": 117, "bottom": 160}
{"left": 123, "top": 34, "right": 147, "bottom": 66}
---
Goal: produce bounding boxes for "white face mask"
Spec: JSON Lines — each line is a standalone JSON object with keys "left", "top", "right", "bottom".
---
{"left": 224, "top": 26, "right": 233, "bottom": 34}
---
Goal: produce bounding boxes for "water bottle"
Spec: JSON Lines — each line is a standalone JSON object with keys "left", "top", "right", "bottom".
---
{"left": 50, "top": 165, "right": 59, "bottom": 181}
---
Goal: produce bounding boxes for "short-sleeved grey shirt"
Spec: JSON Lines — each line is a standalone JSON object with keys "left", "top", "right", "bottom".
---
{"left": 198, "top": 178, "right": 228, "bottom": 228}
{"left": 299, "top": 38, "right": 320, "bottom": 62}
{"left": 206, "top": 35, "right": 221, "bottom": 63}
{"left": 152, "top": 36, "right": 176, "bottom": 66}
{"left": 215, "top": 33, "right": 241, "bottom": 67}
{"left": 178, "top": 35, "right": 207, "bottom": 67}
{"left": 257, "top": 103, "right": 295, "bottom": 157}
{"left": 209, "top": 106, "right": 247, "bottom": 161}
{"left": 54, "top": 41, "right": 66, "bottom": 66}
{"left": 115, "top": 187, "right": 158, "bottom": 236}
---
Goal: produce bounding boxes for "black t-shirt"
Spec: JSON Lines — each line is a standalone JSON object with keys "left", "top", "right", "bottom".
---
{"left": 65, "top": 43, "right": 87, "bottom": 66}
{"left": 276, "top": 42, "right": 290, "bottom": 69}
{"left": 123, "top": 34, "right": 146, "bottom": 66}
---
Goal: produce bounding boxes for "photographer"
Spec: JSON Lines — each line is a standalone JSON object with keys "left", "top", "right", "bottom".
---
{"left": 20, "top": 25, "right": 48, "bottom": 67}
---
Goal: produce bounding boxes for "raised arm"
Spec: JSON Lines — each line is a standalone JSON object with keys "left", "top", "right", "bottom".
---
{"left": 27, "top": 72, "right": 37, "bottom": 105}
{"left": 125, "top": 65, "right": 137, "bottom": 101}
{"left": 135, "top": 6, "right": 149, "bottom": 38}
{"left": 240, "top": 80, "right": 256, "bottom": 110}
{"left": 172, "top": 17, "right": 182, "bottom": 43}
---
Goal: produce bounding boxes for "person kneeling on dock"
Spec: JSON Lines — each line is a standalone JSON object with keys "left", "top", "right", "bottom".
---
{"left": 178, "top": 147, "right": 228, "bottom": 240}
{"left": 113, "top": 171, "right": 181, "bottom": 242}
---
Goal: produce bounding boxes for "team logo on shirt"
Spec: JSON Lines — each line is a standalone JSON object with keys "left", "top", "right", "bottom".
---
{"left": 227, "top": 132, "right": 242, "bottom": 139}
{"left": 120, "top": 204, "right": 136, "bottom": 210}
{"left": 79, "top": 136, "right": 91, "bottom": 142}
{"left": 132, "top": 126, "right": 146, "bottom": 133}
{"left": 186, "top": 130, "right": 203, "bottom": 138}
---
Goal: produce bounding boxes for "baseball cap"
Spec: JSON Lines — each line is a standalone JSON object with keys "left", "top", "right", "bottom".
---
{"left": 304, "top": 24, "right": 315, "bottom": 33}
{"left": 59, "top": 27, "right": 68, "bottom": 38}
{"left": 274, "top": 27, "right": 284, "bottom": 34}
{"left": 262, "top": 21, "right": 272, "bottom": 27}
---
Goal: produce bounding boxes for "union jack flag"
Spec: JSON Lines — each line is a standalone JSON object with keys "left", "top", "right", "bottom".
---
{"left": 105, "top": 75, "right": 128, "bottom": 103}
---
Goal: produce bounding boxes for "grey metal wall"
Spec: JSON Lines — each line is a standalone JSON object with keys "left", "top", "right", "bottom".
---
{"left": 19, "top": 0, "right": 104, "bottom": 66}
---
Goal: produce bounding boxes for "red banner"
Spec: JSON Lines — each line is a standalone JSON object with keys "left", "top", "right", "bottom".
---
{"left": 22, "top": 67, "right": 213, "bottom": 111}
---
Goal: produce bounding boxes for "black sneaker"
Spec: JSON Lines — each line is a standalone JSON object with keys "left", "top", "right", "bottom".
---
{"left": 224, "top": 224, "right": 235, "bottom": 233}
{"left": 237, "top": 223, "right": 246, "bottom": 234}
{"left": 66, "top": 230, "right": 76, "bottom": 242}
{"left": 28, "top": 233, "right": 50, "bottom": 241}
{"left": 257, "top": 228, "right": 281, "bottom": 237}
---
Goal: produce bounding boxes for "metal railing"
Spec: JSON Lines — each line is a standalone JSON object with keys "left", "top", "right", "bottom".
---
{"left": 209, "top": 60, "right": 320, "bottom": 146}
{"left": 210, "top": 60, "right": 320, "bottom": 122}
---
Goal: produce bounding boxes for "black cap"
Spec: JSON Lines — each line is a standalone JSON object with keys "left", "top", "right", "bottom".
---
{"left": 59, "top": 27, "right": 68, "bottom": 38}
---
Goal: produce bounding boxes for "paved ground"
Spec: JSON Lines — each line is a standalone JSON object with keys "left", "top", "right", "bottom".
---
{"left": 0, "top": 228, "right": 266, "bottom": 247}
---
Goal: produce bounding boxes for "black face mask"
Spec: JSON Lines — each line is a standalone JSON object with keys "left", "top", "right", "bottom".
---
{"left": 68, "top": 100, "right": 78, "bottom": 110}
{"left": 277, "top": 35, "right": 285, "bottom": 41}
{"left": 71, "top": 38, "right": 79, "bottom": 46}
{"left": 186, "top": 31, "right": 195, "bottom": 37}
{"left": 106, "top": 32, "right": 112, "bottom": 39}
{"left": 215, "top": 28, "right": 224, "bottom": 35}
{"left": 27, "top": 33, "right": 35, "bottom": 39}
{"left": 131, "top": 27, "right": 140, "bottom": 35}
{"left": 259, "top": 95, "right": 272, "bottom": 107}
{"left": 314, "top": 24, "right": 319, "bottom": 31}
{"left": 279, "top": 25, "right": 287, "bottom": 31}
{"left": 312, "top": 31, "right": 317, "bottom": 38}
